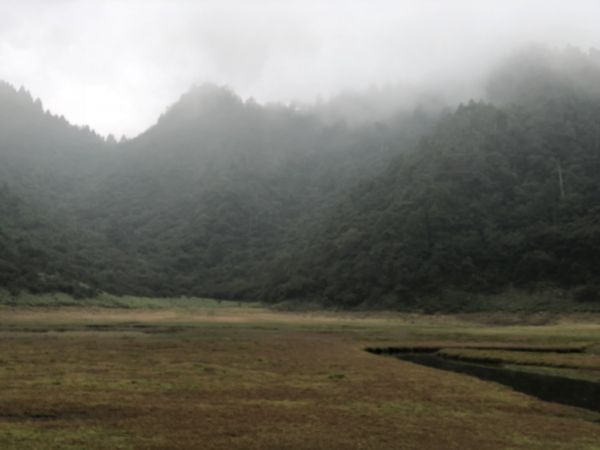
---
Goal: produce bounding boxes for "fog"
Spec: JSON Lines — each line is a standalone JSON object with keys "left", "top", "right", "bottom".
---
{"left": 2, "top": 0, "right": 600, "bottom": 137}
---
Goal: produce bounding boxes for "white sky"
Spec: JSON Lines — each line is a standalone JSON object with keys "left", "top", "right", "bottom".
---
{"left": 1, "top": 0, "right": 600, "bottom": 137}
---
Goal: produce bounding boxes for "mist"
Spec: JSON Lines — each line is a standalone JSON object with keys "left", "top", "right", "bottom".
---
{"left": 3, "top": 3, "right": 600, "bottom": 436}
{"left": 1, "top": 1, "right": 600, "bottom": 137}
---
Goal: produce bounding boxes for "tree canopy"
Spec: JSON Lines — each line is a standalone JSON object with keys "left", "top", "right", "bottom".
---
{"left": 2, "top": 47, "right": 600, "bottom": 309}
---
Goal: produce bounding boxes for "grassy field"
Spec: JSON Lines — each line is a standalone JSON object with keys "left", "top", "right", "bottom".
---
{"left": 0, "top": 296, "right": 599, "bottom": 449}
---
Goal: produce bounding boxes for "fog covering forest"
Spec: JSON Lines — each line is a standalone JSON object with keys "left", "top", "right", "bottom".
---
{"left": 1, "top": 46, "right": 600, "bottom": 309}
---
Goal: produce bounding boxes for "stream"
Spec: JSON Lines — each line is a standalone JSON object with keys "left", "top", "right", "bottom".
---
{"left": 367, "top": 347, "right": 600, "bottom": 412}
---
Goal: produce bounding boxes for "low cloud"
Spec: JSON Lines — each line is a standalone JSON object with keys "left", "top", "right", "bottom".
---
{"left": 1, "top": 0, "right": 600, "bottom": 137}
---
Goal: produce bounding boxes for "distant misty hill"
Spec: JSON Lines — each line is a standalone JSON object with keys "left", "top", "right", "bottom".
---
{"left": 1, "top": 46, "right": 599, "bottom": 309}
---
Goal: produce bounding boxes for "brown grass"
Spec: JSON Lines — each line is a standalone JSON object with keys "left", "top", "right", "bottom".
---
{"left": 0, "top": 307, "right": 599, "bottom": 449}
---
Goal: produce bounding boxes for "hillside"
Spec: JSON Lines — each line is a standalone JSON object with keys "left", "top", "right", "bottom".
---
{"left": 1, "top": 47, "right": 599, "bottom": 309}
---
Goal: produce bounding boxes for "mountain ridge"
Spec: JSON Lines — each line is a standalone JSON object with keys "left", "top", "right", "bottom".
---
{"left": 2, "top": 46, "right": 600, "bottom": 309}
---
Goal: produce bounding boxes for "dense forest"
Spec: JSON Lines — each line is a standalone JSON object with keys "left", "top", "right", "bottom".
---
{"left": 1, "top": 46, "right": 599, "bottom": 309}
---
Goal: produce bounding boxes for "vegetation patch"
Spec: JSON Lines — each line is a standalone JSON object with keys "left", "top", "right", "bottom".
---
{"left": 0, "top": 305, "right": 598, "bottom": 449}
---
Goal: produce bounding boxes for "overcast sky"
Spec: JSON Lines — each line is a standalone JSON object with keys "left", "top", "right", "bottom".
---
{"left": 2, "top": 0, "right": 600, "bottom": 137}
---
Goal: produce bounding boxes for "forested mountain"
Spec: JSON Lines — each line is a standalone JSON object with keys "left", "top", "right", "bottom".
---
{"left": 1, "top": 47, "right": 599, "bottom": 308}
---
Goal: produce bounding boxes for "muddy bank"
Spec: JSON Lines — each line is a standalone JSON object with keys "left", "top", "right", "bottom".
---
{"left": 367, "top": 347, "right": 600, "bottom": 412}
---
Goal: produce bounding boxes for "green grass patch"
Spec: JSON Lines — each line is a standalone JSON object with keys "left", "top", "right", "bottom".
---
{"left": 0, "top": 425, "right": 135, "bottom": 450}
{"left": 0, "top": 289, "right": 260, "bottom": 310}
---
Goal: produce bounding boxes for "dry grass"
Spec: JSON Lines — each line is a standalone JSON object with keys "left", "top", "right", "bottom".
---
{"left": 0, "top": 306, "right": 599, "bottom": 449}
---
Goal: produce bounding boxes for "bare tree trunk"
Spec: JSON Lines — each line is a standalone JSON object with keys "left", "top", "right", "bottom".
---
{"left": 424, "top": 208, "right": 433, "bottom": 254}
{"left": 555, "top": 159, "right": 566, "bottom": 200}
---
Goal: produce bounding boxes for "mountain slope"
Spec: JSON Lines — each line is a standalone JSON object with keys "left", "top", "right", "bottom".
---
{"left": 68, "top": 85, "right": 429, "bottom": 297}
{"left": 1, "top": 47, "right": 600, "bottom": 309}
{"left": 268, "top": 48, "right": 600, "bottom": 307}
